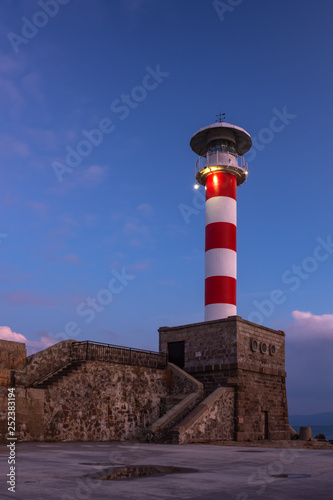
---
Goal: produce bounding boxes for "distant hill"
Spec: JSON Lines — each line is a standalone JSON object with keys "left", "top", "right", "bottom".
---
{"left": 289, "top": 412, "right": 333, "bottom": 426}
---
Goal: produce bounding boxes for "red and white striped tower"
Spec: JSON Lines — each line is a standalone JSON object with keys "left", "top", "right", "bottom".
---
{"left": 190, "top": 121, "right": 252, "bottom": 321}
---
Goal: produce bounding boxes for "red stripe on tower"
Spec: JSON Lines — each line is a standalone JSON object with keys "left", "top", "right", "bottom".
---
{"left": 204, "top": 172, "right": 237, "bottom": 320}
{"left": 190, "top": 120, "right": 252, "bottom": 321}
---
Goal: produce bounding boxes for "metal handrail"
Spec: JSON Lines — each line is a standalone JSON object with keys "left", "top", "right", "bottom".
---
{"left": 71, "top": 340, "right": 164, "bottom": 357}
{"left": 28, "top": 342, "right": 166, "bottom": 388}
{"left": 71, "top": 341, "right": 167, "bottom": 367}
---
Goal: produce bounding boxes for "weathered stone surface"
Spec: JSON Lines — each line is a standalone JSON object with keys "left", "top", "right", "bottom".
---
{"left": 149, "top": 392, "right": 202, "bottom": 436}
{"left": 0, "top": 357, "right": 199, "bottom": 443}
{"left": 0, "top": 340, "right": 26, "bottom": 370}
{"left": 42, "top": 361, "right": 171, "bottom": 442}
{"left": 167, "top": 362, "right": 203, "bottom": 395}
{"left": 0, "top": 368, "right": 12, "bottom": 387}
{"left": 16, "top": 340, "right": 74, "bottom": 387}
{"left": 173, "top": 387, "right": 235, "bottom": 444}
{"left": 0, "top": 386, "right": 45, "bottom": 442}
{"left": 0, "top": 315, "right": 290, "bottom": 444}
{"left": 159, "top": 316, "right": 289, "bottom": 441}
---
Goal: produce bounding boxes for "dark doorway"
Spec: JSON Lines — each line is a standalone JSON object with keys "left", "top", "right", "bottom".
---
{"left": 167, "top": 341, "right": 185, "bottom": 369}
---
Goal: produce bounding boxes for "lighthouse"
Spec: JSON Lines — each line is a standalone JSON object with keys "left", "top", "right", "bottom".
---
{"left": 190, "top": 119, "right": 252, "bottom": 321}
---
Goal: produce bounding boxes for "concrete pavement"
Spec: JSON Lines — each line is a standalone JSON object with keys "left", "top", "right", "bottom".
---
{"left": 1, "top": 442, "right": 332, "bottom": 499}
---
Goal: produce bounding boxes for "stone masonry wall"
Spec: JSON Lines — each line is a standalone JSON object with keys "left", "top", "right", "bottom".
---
{"left": 0, "top": 387, "right": 45, "bottom": 442}
{"left": 174, "top": 387, "right": 235, "bottom": 444}
{"left": 0, "top": 340, "right": 27, "bottom": 387}
{"left": 16, "top": 340, "right": 74, "bottom": 387}
{"left": 159, "top": 316, "right": 289, "bottom": 441}
{"left": 234, "top": 319, "right": 289, "bottom": 441}
{"left": 236, "top": 370, "right": 289, "bottom": 441}
{"left": 0, "top": 357, "right": 195, "bottom": 442}
{"left": 159, "top": 319, "right": 238, "bottom": 372}
{"left": 43, "top": 361, "right": 171, "bottom": 442}
{"left": 16, "top": 340, "right": 167, "bottom": 388}
{"left": 236, "top": 320, "right": 286, "bottom": 375}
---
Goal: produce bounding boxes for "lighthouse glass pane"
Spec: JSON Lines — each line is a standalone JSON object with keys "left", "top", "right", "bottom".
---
{"left": 208, "top": 139, "right": 236, "bottom": 155}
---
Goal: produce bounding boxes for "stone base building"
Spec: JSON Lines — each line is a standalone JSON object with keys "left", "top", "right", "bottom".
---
{"left": 159, "top": 316, "right": 289, "bottom": 441}
{"left": 0, "top": 316, "right": 290, "bottom": 443}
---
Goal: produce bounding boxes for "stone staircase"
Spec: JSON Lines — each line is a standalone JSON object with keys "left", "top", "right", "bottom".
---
{"left": 31, "top": 360, "right": 85, "bottom": 388}
{"left": 146, "top": 363, "right": 205, "bottom": 443}
{"left": 159, "top": 394, "right": 188, "bottom": 415}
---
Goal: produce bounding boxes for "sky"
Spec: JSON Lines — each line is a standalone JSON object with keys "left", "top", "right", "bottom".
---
{"left": 0, "top": 0, "right": 332, "bottom": 416}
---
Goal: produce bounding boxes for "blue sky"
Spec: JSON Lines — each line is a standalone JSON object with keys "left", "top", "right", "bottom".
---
{"left": 0, "top": 0, "right": 332, "bottom": 415}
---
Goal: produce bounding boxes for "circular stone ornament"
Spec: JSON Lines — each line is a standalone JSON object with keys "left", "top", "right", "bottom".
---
{"left": 251, "top": 339, "right": 258, "bottom": 352}
{"left": 260, "top": 342, "right": 267, "bottom": 354}
{"left": 270, "top": 344, "right": 276, "bottom": 356}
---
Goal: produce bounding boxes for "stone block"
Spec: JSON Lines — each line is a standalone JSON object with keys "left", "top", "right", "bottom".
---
{"left": 0, "top": 340, "right": 26, "bottom": 370}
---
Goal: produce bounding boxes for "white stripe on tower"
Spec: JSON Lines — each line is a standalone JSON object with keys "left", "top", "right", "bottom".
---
{"left": 205, "top": 171, "right": 237, "bottom": 321}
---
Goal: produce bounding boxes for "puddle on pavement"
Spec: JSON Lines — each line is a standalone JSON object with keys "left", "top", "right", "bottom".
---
{"left": 86, "top": 465, "right": 198, "bottom": 481}
{"left": 272, "top": 474, "right": 311, "bottom": 479}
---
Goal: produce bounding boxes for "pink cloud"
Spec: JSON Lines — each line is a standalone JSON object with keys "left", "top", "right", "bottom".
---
{"left": 0, "top": 326, "right": 27, "bottom": 343}
{"left": 0, "top": 326, "right": 57, "bottom": 355}
{"left": 25, "top": 335, "right": 57, "bottom": 355}
{"left": 287, "top": 311, "right": 333, "bottom": 340}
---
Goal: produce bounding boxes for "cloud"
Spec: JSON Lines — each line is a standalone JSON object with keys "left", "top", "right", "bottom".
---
{"left": 0, "top": 326, "right": 58, "bottom": 355}
{"left": 0, "top": 326, "right": 58, "bottom": 356}
{"left": 25, "top": 334, "right": 57, "bottom": 355}
{"left": 0, "top": 326, "right": 27, "bottom": 343}
{"left": 288, "top": 310, "right": 333, "bottom": 340}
